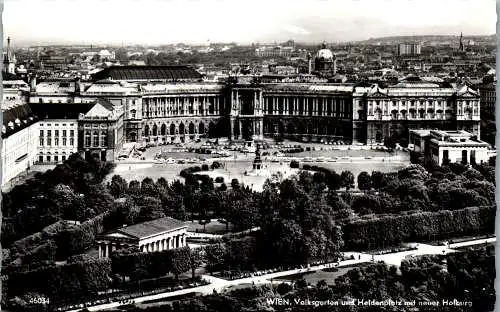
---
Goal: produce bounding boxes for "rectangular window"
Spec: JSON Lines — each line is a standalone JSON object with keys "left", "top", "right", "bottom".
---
{"left": 63, "top": 138, "right": 67, "bottom": 146}
{"left": 70, "top": 130, "right": 74, "bottom": 137}
{"left": 39, "top": 156, "right": 43, "bottom": 162}
{"left": 62, "top": 156, "right": 66, "bottom": 161}
{"left": 40, "top": 130, "right": 44, "bottom": 137}
{"left": 47, "top": 130, "right": 52, "bottom": 137}
{"left": 54, "top": 156, "right": 59, "bottom": 162}
{"left": 47, "top": 138, "right": 52, "bottom": 146}
{"left": 70, "top": 138, "right": 75, "bottom": 146}
{"left": 55, "top": 138, "right": 59, "bottom": 146}
{"left": 55, "top": 130, "right": 59, "bottom": 136}
{"left": 63, "top": 130, "right": 67, "bottom": 136}
{"left": 39, "top": 138, "right": 44, "bottom": 146}
{"left": 443, "top": 150, "right": 449, "bottom": 160}
{"left": 47, "top": 156, "right": 51, "bottom": 162}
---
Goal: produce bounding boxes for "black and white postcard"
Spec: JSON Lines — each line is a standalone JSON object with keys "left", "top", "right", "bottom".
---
{"left": 0, "top": 0, "right": 497, "bottom": 311}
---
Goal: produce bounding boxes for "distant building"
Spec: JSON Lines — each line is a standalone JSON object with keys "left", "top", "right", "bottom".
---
{"left": 314, "top": 42, "right": 337, "bottom": 77}
{"left": 255, "top": 46, "right": 294, "bottom": 58}
{"left": 96, "top": 217, "right": 188, "bottom": 258}
{"left": 39, "top": 52, "right": 68, "bottom": 71}
{"left": 397, "top": 43, "right": 421, "bottom": 56}
{"left": 409, "top": 129, "right": 489, "bottom": 165}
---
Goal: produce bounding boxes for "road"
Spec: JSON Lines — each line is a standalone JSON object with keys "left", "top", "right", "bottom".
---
{"left": 65, "top": 237, "right": 495, "bottom": 312}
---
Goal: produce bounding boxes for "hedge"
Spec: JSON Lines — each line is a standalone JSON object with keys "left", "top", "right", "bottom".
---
{"left": 55, "top": 213, "right": 107, "bottom": 259}
{"left": 7, "top": 258, "right": 112, "bottom": 304}
{"left": 342, "top": 206, "right": 495, "bottom": 250}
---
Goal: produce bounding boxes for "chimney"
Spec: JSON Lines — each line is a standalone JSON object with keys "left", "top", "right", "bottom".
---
{"left": 29, "top": 74, "right": 37, "bottom": 92}
{"left": 75, "top": 77, "right": 82, "bottom": 94}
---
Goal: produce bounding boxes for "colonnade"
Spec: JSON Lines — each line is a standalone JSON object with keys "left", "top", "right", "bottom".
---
{"left": 264, "top": 96, "right": 350, "bottom": 118}
{"left": 97, "top": 233, "right": 187, "bottom": 258}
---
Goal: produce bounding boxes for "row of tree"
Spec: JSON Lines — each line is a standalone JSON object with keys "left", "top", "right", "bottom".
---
{"left": 2, "top": 154, "right": 115, "bottom": 246}
{"left": 110, "top": 246, "right": 494, "bottom": 312}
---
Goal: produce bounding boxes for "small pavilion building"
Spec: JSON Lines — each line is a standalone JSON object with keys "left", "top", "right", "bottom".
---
{"left": 96, "top": 217, "right": 188, "bottom": 258}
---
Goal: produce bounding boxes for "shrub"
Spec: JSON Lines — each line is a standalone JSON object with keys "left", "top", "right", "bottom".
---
{"left": 215, "top": 177, "right": 224, "bottom": 183}
{"left": 211, "top": 161, "right": 222, "bottom": 170}
{"left": 290, "top": 160, "right": 300, "bottom": 169}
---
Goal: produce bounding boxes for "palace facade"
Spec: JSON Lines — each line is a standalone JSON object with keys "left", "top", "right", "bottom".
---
{"left": 28, "top": 69, "right": 481, "bottom": 150}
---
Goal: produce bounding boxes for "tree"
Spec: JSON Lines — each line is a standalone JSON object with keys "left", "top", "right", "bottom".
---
{"left": 109, "top": 175, "right": 128, "bottom": 198}
{"left": 205, "top": 243, "right": 227, "bottom": 272}
{"left": 357, "top": 172, "right": 372, "bottom": 192}
{"left": 170, "top": 248, "right": 191, "bottom": 281}
{"left": 231, "top": 179, "right": 240, "bottom": 190}
{"left": 371, "top": 171, "right": 386, "bottom": 190}
{"left": 384, "top": 136, "right": 397, "bottom": 149}
{"left": 340, "top": 171, "right": 355, "bottom": 191}
{"left": 189, "top": 248, "right": 204, "bottom": 279}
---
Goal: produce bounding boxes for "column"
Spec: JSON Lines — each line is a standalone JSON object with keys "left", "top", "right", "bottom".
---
{"left": 238, "top": 120, "right": 242, "bottom": 139}
{"left": 106, "top": 243, "right": 111, "bottom": 258}
{"left": 98, "top": 243, "right": 102, "bottom": 258}
{"left": 166, "top": 237, "right": 170, "bottom": 250}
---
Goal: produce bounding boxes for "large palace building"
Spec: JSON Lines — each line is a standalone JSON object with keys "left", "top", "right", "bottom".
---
{"left": 28, "top": 67, "right": 480, "bottom": 148}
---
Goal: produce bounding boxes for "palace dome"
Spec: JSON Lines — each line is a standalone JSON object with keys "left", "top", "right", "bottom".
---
{"left": 316, "top": 49, "right": 333, "bottom": 60}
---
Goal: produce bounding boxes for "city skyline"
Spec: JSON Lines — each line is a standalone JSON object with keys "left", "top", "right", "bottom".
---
{"left": 2, "top": 0, "right": 496, "bottom": 46}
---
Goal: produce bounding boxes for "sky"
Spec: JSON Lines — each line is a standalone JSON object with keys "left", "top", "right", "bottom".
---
{"left": 2, "top": 0, "right": 497, "bottom": 46}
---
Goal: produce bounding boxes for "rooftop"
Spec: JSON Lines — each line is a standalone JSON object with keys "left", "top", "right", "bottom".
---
{"left": 2, "top": 104, "right": 38, "bottom": 138}
{"left": 115, "top": 217, "right": 186, "bottom": 240}
{"left": 92, "top": 66, "right": 204, "bottom": 81}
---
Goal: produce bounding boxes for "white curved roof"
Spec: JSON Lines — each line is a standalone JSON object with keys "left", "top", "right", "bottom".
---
{"left": 316, "top": 49, "right": 334, "bottom": 60}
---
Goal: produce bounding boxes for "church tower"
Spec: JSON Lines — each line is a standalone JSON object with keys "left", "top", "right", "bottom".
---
{"left": 459, "top": 32, "right": 464, "bottom": 52}
{"left": 3, "top": 37, "right": 16, "bottom": 75}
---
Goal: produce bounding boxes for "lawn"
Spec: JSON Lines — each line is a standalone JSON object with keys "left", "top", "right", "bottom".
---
{"left": 183, "top": 219, "right": 233, "bottom": 234}
{"left": 107, "top": 158, "right": 408, "bottom": 191}
{"left": 273, "top": 267, "right": 356, "bottom": 286}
